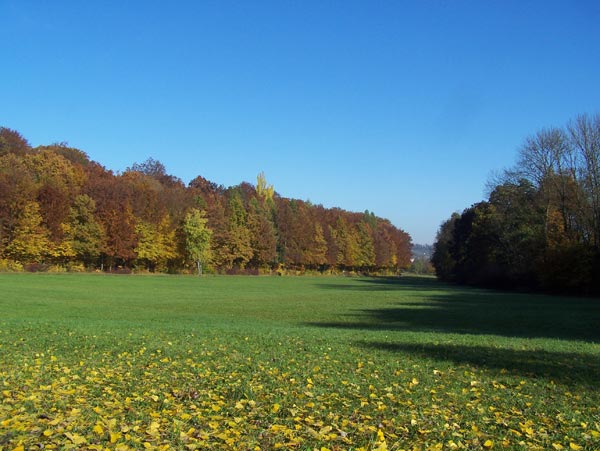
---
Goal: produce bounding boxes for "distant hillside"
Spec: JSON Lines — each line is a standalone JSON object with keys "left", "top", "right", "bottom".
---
{"left": 412, "top": 243, "right": 433, "bottom": 259}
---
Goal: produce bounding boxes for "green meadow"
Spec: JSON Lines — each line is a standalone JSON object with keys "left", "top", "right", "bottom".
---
{"left": 1, "top": 274, "right": 599, "bottom": 451}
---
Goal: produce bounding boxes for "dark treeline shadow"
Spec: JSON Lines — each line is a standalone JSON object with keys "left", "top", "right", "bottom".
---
{"left": 358, "top": 341, "right": 600, "bottom": 388}
{"left": 310, "top": 276, "right": 600, "bottom": 342}
{"left": 316, "top": 275, "right": 445, "bottom": 292}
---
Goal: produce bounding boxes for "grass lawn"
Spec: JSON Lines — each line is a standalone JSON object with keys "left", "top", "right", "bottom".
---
{"left": 0, "top": 273, "right": 599, "bottom": 450}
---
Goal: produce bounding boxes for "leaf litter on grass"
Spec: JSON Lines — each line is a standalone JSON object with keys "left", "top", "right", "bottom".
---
{"left": 1, "top": 274, "right": 599, "bottom": 450}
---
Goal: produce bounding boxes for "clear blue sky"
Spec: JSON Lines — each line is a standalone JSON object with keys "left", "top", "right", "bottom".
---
{"left": 2, "top": 1, "right": 599, "bottom": 244}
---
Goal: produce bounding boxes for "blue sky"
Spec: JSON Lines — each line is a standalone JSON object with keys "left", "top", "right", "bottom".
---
{"left": 2, "top": 1, "right": 599, "bottom": 244}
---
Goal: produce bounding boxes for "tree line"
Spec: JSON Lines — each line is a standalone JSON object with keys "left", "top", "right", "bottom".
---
{"left": 432, "top": 113, "right": 600, "bottom": 294}
{"left": 0, "top": 127, "right": 411, "bottom": 274}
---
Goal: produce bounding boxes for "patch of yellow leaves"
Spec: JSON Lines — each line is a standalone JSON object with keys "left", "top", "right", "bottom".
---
{"left": 1, "top": 335, "right": 599, "bottom": 451}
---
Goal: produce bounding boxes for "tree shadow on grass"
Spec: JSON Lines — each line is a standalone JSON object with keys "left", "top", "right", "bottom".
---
{"left": 317, "top": 275, "right": 446, "bottom": 292}
{"left": 358, "top": 341, "right": 600, "bottom": 388}
{"left": 310, "top": 276, "right": 600, "bottom": 388}
{"left": 311, "top": 276, "right": 600, "bottom": 342}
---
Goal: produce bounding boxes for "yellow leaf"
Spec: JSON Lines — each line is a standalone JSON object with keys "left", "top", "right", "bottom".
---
{"left": 93, "top": 424, "right": 104, "bottom": 435}
{"left": 552, "top": 444, "right": 564, "bottom": 450}
{"left": 272, "top": 403, "right": 280, "bottom": 413}
{"left": 147, "top": 421, "right": 161, "bottom": 437}
{"left": 13, "top": 446, "right": 25, "bottom": 451}
{"left": 483, "top": 440, "right": 494, "bottom": 449}
{"left": 110, "top": 431, "right": 122, "bottom": 443}
{"left": 307, "top": 426, "right": 320, "bottom": 439}
{"left": 43, "top": 430, "right": 52, "bottom": 437}
{"left": 569, "top": 444, "right": 582, "bottom": 451}
{"left": 319, "top": 426, "right": 333, "bottom": 436}
{"left": 64, "top": 432, "right": 87, "bottom": 445}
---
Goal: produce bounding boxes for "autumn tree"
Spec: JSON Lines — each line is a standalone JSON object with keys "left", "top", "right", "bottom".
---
{"left": 135, "top": 216, "right": 177, "bottom": 271}
{"left": 220, "top": 190, "right": 253, "bottom": 269}
{"left": 83, "top": 167, "right": 139, "bottom": 269}
{"left": 23, "top": 151, "right": 85, "bottom": 241}
{"left": 4, "top": 201, "right": 53, "bottom": 263}
{"left": 331, "top": 217, "right": 359, "bottom": 269}
{"left": 373, "top": 228, "right": 392, "bottom": 268}
{"left": 355, "top": 221, "right": 376, "bottom": 269}
{"left": 0, "top": 127, "right": 31, "bottom": 156}
{"left": 36, "top": 143, "right": 91, "bottom": 167}
{"left": 0, "top": 154, "right": 37, "bottom": 254}
{"left": 63, "top": 194, "right": 105, "bottom": 266}
{"left": 256, "top": 171, "right": 274, "bottom": 202}
{"left": 247, "top": 197, "right": 277, "bottom": 269}
{"left": 304, "top": 222, "right": 328, "bottom": 269}
{"left": 183, "top": 209, "right": 212, "bottom": 276}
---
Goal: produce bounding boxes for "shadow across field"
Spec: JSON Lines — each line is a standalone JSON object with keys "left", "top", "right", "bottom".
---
{"left": 309, "top": 277, "right": 600, "bottom": 387}
{"left": 359, "top": 341, "right": 600, "bottom": 388}
{"left": 317, "top": 275, "right": 444, "bottom": 292}
{"left": 310, "top": 276, "right": 600, "bottom": 342}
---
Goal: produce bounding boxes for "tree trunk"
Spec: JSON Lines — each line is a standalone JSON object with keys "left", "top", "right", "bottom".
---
{"left": 196, "top": 260, "right": 202, "bottom": 276}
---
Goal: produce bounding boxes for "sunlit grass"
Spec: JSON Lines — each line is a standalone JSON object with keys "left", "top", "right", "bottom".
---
{"left": 1, "top": 274, "right": 599, "bottom": 450}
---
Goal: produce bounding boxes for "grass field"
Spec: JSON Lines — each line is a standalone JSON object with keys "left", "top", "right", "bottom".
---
{"left": 1, "top": 274, "right": 599, "bottom": 451}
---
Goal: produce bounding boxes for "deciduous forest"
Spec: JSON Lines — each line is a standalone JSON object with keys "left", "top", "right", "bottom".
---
{"left": 0, "top": 127, "right": 411, "bottom": 274}
{"left": 433, "top": 113, "right": 600, "bottom": 294}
